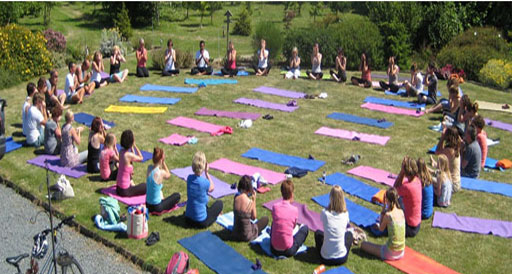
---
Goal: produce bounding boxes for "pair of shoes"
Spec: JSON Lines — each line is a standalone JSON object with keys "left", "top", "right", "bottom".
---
{"left": 146, "top": 232, "right": 160, "bottom": 246}
{"left": 230, "top": 183, "right": 237, "bottom": 189}
{"left": 287, "top": 100, "right": 297, "bottom": 107}
{"left": 262, "top": 114, "right": 273, "bottom": 120}
{"left": 503, "top": 104, "right": 510, "bottom": 109}
{"left": 377, "top": 118, "right": 387, "bottom": 123}
{"left": 251, "top": 258, "right": 262, "bottom": 270}
{"left": 352, "top": 136, "right": 361, "bottom": 141}
{"left": 342, "top": 155, "right": 361, "bottom": 165}
{"left": 305, "top": 94, "right": 316, "bottom": 99}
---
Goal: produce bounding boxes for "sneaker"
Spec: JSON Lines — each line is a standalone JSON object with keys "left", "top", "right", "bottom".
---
{"left": 262, "top": 114, "right": 273, "bottom": 120}
{"left": 145, "top": 232, "right": 160, "bottom": 246}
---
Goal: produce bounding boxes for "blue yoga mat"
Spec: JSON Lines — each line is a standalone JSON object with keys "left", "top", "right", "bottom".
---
{"left": 241, "top": 148, "right": 325, "bottom": 172}
{"left": 179, "top": 231, "right": 266, "bottom": 274}
{"left": 324, "top": 266, "right": 354, "bottom": 274}
{"left": 213, "top": 70, "right": 250, "bottom": 76}
{"left": 312, "top": 194, "right": 378, "bottom": 228}
{"left": 428, "top": 145, "right": 501, "bottom": 170}
{"left": 325, "top": 173, "right": 380, "bottom": 203}
{"left": 5, "top": 136, "right": 23, "bottom": 153}
{"left": 74, "top": 113, "right": 115, "bottom": 129}
{"left": 364, "top": 96, "right": 425, "bottom": 109}
{"left": 119, "top": 94, "right": 181, "bottom": 105}
{"left": 327, "top": 112, "right": 393, "bottom": 129}
{"left": 139, "top": 84, "right": 198, "bottom": 93}
{"left": 461, "top": 177, "right": 512, "bottom": 198}
{"left": 385, "top": 89, "right": 441, "bottom": 97}
{"left": 185, "top": 78, "right": 238, "bottom": 85}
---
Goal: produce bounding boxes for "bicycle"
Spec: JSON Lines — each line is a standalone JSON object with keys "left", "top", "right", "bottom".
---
{"left": 6, "top": 215, "right": 84, "bottom": 274}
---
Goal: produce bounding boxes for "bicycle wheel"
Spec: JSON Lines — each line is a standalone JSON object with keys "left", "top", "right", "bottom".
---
{"left": 59, "top": 256, "right": 83, "bottom": 274}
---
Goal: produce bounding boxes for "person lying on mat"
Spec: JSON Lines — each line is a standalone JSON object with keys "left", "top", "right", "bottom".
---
{"left": 91, "top": 51, "right": 109, "bottom": 89}
{"left": 461, "top": 125, "right": 481, "bottom": 179}
{"left": 60, "top": 110, "right": 88, "bottom": 167}
{"left": 22, "top": 82, "right": 37, "bottom": 137}
{"left": 379, "top": 56, "right": 400, "bottom": 92}
{"left": 360, "top": 187, "right": 405, "bottom": 261}
{"left": 191, "top": 40, "right": 213, "bottom": 75}
{"left": 44, "top": 107, "right": 62, "bottom": 155}
{"left": 403, "top": 63, "right": 423, "bottom": 97}
{"left": 330, "top": 48, "right": 347, "bottom": 83}
{"left": 350, "top": 52, "right": 372, "bottom": 88}
{"left": 232, "top": 175, "right": 269, "bottom": 242}
{"left": 307, "top": 43, "right": 323, "bottom": 80}
{"left": 145, "top": 148, "right": 181, "bottom": 214}
{"left": 64, "top": 62, "right": 86, "bottom": 104}
{"left": 109, "top": 45, "right": 129, "bottom": 83}
{"left": 393, "top": 156, "right": 422, "bottom": 237}
{"left": 163, "top": 39, "right": 180, "bottom": 76}
{"left": 135, "top": 38, "right": 149, "bottom": 78}
{"left": 87, "top": 117, "right": 106, "bottom": 173}
{"left": 418, "top": 62, "right": 438, "bottom": 105}
{"left": 221, "top": 41, "right": 238, "bottom": 77}
{"left": 76, "top": 59, "right": 95, "bottom": 95}
{"left": 270, "top": 179, "right": 309, "bottom": 257}
{"left": 45, "top": 70, "right": 67, "bottom": 110}
{"left": 315, "top": 185, "right": 355, "bottom": 265}
{"left": 185, "top": 151, "right": 223, "bottom": 228}
{"left": 435, "top": 127, "right": 461, "bottom": 192}
{"left": 432, "top": 154, "right": 452, "bottom": 207}
{"left": 254, "top": 39, "right": 271, "bottom": 76}
{"left": 26, "top": 93, "right": 48, "bottom": 147}
{"left": 284, "top": 47, "right": 301, "bottom": 80}
{"left": 416, "top": 158, "right": 433, "bottom": 220}
{"left": 471, "top": 115, "right": 487, "bottom": 169}
{"left": 116, "top": 130, "right": 146, "bottom": 197}
{"left": 100, "top": 133, "right": 119, "bottom": 181}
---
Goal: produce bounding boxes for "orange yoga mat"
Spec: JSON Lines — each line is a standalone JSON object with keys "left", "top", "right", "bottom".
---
{"left": 386, "top": 246, "right": 461, "bottom": 274}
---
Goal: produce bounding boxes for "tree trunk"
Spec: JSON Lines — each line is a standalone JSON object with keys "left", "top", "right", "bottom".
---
{"left": 200, "top": 12, "right": 203, "bottom": 28}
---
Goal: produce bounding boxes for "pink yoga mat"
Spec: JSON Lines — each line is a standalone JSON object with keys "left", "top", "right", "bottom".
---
{"left": 361, "top": 102, "right": 424, "bottom": 117}
{"left": 347, "top": 165, "right": 396, "bottom": 187}
{"left": 167, "top": 116, "right": 232, "bottom": 136}
{"left": 159, "top": 133, "right": 194, "bottom": 146}
{"left": 263, "top": 198, "right": 323, "bottom": 232}
{"left": 315, "top": 127, "right": 390, "bottom": 146}
{"left": 101, "top": 185, "right": 146, "bottom": 206}
{"left": 209, "top": 158, "right": 287, "bottom": 185}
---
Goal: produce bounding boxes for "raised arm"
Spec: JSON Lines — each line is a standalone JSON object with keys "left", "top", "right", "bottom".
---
{"left": 205, "top": 162, "right": 215, "bottom": 192}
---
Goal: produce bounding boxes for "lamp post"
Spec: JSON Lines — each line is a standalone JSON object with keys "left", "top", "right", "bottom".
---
{"left": 224, "top": 10, "right": 232, "bottom": 51}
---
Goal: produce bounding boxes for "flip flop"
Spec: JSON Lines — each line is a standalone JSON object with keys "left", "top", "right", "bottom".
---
{"left": 146, "top": 232, "right": 160, "bottom": 246}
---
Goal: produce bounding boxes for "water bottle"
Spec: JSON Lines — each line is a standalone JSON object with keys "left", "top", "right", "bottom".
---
{"left": 313, "top": 264, "right": 325, "bottom": 274}
{"left": 322, "top": 171, "right": 326, "bottom": 184}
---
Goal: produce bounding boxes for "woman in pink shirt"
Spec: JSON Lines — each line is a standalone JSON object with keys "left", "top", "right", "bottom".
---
{"left": 116, "top": 130, "right": 146, "bottom": 197}
{"left": 221, "top": 41, "right": 238, "bottom": 77}
{"left": 135, "top": 38, "right": 149, "bottom": 77}
{"left": 100, "top": 133, "right": 119, "bottom": 181}
{"left": 394, "top": 156, "right": 422, "bottom": 237}
{"left": 270, "top": 180, "right": 309, "bottom": 257}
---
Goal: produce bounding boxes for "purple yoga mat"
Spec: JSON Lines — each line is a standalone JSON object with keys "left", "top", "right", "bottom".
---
{"left": 100, "top": 71, "right": 110, "bottom": 80}
{"left": 101, "top": 185, "right": 146, "bottom": 206}
{"left": 171, "top": 166, "right": 237, "bottom": 199}
{"left": 253, "top": 86, "right": 306, "bottom": 99}
{"left": 27, "top": 155, "right": 87, "bottom": 178}
{"left": 195, "top": 107, "right": 261, "bottom": 120}
{"left": 432, "top": 211, "right": 512, "bottom": 238}
{"left": 233, "top": 97, "right": 298, "bottom": 112}
{"left": 485, "top": 118, "right": 512, "bottom": 133}
{"left": 263, "top": 198, "right": 323, "bottom": 232}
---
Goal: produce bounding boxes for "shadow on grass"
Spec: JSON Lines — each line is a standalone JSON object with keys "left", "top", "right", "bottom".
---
{"left": 89, "top": 175, "right": 106, "bottom": 182}
{"left": 163, "top": 214, "right": 197, "bottom": 229}
{"left": 12, "top": 131, "right": 24, "bottom": 138}
{"left": 11, "top": 123, "right": 22, "bottom": 129}
{"left": 179, "top": 23, "right": 201, "bottom": 28}
{"left": 294, "top": 248, "right": 321, "bottom": 264}
{"left": 33, "top": 149, "right": 47, "bottom": 155}
{"left": 350, "top": 247, "right": 381, "bottom": 261}
{"left": 212, "top": 229, "right": 232, "bottom": 241}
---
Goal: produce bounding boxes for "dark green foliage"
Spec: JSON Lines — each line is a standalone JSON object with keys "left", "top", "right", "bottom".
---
{"left": 328, "top": 2, "right": 350, "bottom": 15}
{"left": 102, "top": 2, "right": 157, "bottom": 28}
{"left": 0, "top": 68, "right": 21, "bottom": 89}
{"left": 252, "top": 21, "right": 284, "bottom": 61}
{"left": 0, "top": 2, "right": 23, "bottom": 25}
{"left": 232, "top": 8, "right": 251, "bottom": 36}
{"left": 309, "top": 2, "right": 323, "bottom": 22}
{"left": 114, "top": 2, "right": 133, "bottom": 40}
{"left": 416, "top": 2, "right": 463, "bottom": 51}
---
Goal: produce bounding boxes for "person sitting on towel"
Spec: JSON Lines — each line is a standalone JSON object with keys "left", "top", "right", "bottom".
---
{"left": 307, "top": 43, "right": 323, "bottom": 80}
{"left": 135, "top": 38, "right": 149, "bottom": 78}
{"left": 116, "top": 129, "right": 146, "bottom": 197}
{"left": 87, "top": 117, "right": 106, "bottom": 173}
{"left": 284, "top": 47, "right": 301, "bottom": 80}
{"left": 75, "top": 59, "right": 96, "bottom": 95}
{"left": 461, "top": 125, "right": 482, "bottom": 179}
{"left": 26, "top": 93, "right": 48, "bottom": 147}
{"left": 435, "top": 127, "right": 462, "bottom": 192}
{"left": 403, "top": 63, "right": 423, "bottom": 97}
{"left": 351, "top": 52, "right": 372, "bottom": 88}
{"left": 60, "top": 110, "right": 88, "bottom": 167}
{"left": 254, "top": 39, "right": 271, "bottom": 76}
{"left": 191, "top": 40, "right": 213, "bottom": 75}
{"left": 330, "top": 48, "right": 347, "bottom": 83}
{"left": 64, "top": 62, "right": 86, "bottom": 104}
{"left": 360, "top": 187, "right": 405, "bottom": 261}
{"left": 91, "top": 51, "right": 109, "bottom": 89}
{"left": 379, "top": 56, "right": 400, "bottom": 92}
{"left": 270, "top": 179, "right": 309, "bottom": 257}
{"left": 232, "top": 175, "right": 268, "bottom": 241}
{"left": 471, "top": 115, "right": 487, "bottom": 169}
{"left": 185, "top": 151, "right": 223, "bottom": 228}
{"left": 393, "top": 156, "right": 422, "bottom": 237}
{"left": 221, "top": 41, "right": 238, "bottom": 77}
{"left": 162, "top": 39, "right": 180, "bottom": 76}
{"left": 416, "top": 158, "right": 433, "bottom": 219}
{"left": 425, "top": 78, "right": 462, "bottom": 132}
{"left": 145, "top": 148, "right": 181, "bottom": 214}
{"left": 109, "top": 45, "right": 129, "bottom": 83}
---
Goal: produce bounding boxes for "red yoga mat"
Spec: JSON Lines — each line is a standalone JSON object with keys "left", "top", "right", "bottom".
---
{"left": 386, "top": 246, "right": 461, "bottom": 274}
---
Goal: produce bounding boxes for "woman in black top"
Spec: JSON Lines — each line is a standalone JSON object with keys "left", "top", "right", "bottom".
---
{"left": 109, "top": 45, "right": 129, "bottom": 83}
{"left": 87, "top": 117, "right": 106, "bottom": 173}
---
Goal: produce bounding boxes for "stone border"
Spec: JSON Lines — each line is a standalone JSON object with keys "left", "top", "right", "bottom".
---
{"left": 0, "top": 175, "right": 163, "bottom": 274}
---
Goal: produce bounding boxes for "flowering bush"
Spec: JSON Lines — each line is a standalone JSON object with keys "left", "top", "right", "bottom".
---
{"left": 0, "top": 24, "right": 52, "bottom": 80}
{"left": 479, "top": 59, "right": 512, "bottom": 89}
{"left": 99, "top": 28, "right": 127, "bottom": 58}
{"left": 43, "top": 29, "right": 66, "bottom": 52}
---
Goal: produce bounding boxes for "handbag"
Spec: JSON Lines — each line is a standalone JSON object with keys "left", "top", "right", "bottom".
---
{"left": 127, "top": 205, "right": 148, "bottom": 239}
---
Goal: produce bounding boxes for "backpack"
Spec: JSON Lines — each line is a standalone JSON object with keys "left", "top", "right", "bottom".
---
{"left": 127, "top": 205, "right": 148, "bottom": 239}
{"left": 166, "top": 251, "right": 189, "bottom": 274}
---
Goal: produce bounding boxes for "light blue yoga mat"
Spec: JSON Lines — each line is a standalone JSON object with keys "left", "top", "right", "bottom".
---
{"left": 241, "top": 148, "right": 325, "bottom": 172}
{"left": 364, "top": 96, "right": 425, "bottom": 109}
{"left": 217, "top": 211, "right": 257, "bottom": 231}
{"left": 213, "top": 70, "right": 250, "bottom": 76}
{"left": 179, "top": 231, "right": 266, "bottom": 274}
{"left": 461, "top": 177, "right": 512, "bottom": 198}
{"left": 5, "top": 136, "right": 23, "bottom": 153}
{"left": 385, "top": 89, "right": 441, "bottom": 97}
{"left": 250, "top": 226, "right": 307, "bottom": 259}
{"left": 139, "top": 84, "right": 198, "bottom": 93}
{"left": 312, "top": 194, "right": 378, "bottom": 228}
{"left": 185, "top": 78, "right": 238, "bottom": 85}
{"left": 74, "top": 112, "right": 115, "bottom": 129}
{"left": 327, "top": 112, "right": 393, "bottom": 129}
{"left": 428, "top": 145, "right": 501, "bottom": 170}
{"left": 324, "top": 173, "right": 380, "bottom": 203}
{"left": 119, "top": 94, "right": 180, "bottom": 105}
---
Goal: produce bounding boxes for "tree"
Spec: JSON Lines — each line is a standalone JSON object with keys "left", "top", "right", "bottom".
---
{"left": 416, "top": 2, "right": 463, "bottom": 51}
{"left": 197, "top": 1, "right": 209, "bottom": 28}
{"left": 208, "top": 2, "right": 222, "bottom": 25}
{"left": 309, "top": 2, "right": 323, "bottom": 22}
{"left": 233, "top": 7, "right": 251, "bottom": 36}
{"left": 328, "top": 2, "right": 350, "bottom": 16}
{"left": 43, "top": 2, "right": 55, "bottom": 26}
{"left": 114, "top": 2, "right": 132, "bottom": 40}
{"left": 0, "top": 2, "right": 22, "bottom": 25}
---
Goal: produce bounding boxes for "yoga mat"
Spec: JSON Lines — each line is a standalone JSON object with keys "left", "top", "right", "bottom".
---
{"left": 100, "top": 144, "right": 152, "bottom": 163}
{"left": 361, "top": 102, "right": 423, "bottom": 117}
{"left": 195, "top": 107, "right": 261, "bottom": 120}
{"left": 216, "top": 212, "right": 258, "bottom": 231}
{"left": 461, "top": 177, "right": 512, "bottom": 198}
{"left": 253, "top": 86, "right": 306, "bottom": 99}
{"left": 100, "top": 185, "right": 146, "bottom": 206}
{"left": 5, "top": 136, "right": 22, "bottom": 153}
{"left": 213, "top": 70, "right": 250, "bottom": 76}
{"left": 385, "top": 89, "right": 441, "bottom": 97}
{"left": 234, "top": 98, "right": 298, "bottom": 112}
{"left": 476, "top": 100, "right": 512, "bottom": 114}
{"left": 139, "top": 84, "right": 198, "bottom": 93}
{"left": 315, "top": 126, "right": 390, "bottom": 146}
{"left": 179, "top": 231, "right": 266, "bottom": 274}
{"left": 100, "top": 71, "right": 110, "bottom": 80}
{"left": 324, "top": 173, "right": 380, "bottom": 203}
{"left": 364, "top": 96, "right": 425, "bottom": 109}
{"left": 119, "top": 94, "right": 180, "bottom": 105}
{"left": 150, "top": 202, "right": 186, "bottom": 216}
{"left": 27, "top": 155, "right": 87, "bottom": 179}
{"left": 167, "top": 116, "right": 232, "bottom": 136}
{"left": 262, "top": 198, "right": 323, "bottom": 232}
{"left": 312, "top": 194, "right": 378, "bottom": 228}
{"left": 104, "top": 105, "right": 167, "bottom": 114}
{"left": 327, "top": 112, "right": 393, "bottom": 129}
{"left": 241, "top": 147, "right": 325, "bottom": 172}
{"left": 324, "top": 266, "right": 354, "bottom": 274}
{"left": 428, "top": 145, "right": 501, "bottom": 170}
{"left": 171, "top": 166, "right": 237, "bottom": 199}
{"left": 210, "top": 158, "right": 287, "bottom": 185}
{"left": 74, "top": 112, "right": 115, "bottom": 129}
{"left": 184, "top": 78, "right": 238, "bottom": 85}
{"left": 159, "top": 133, "right": 193, "bottom": 146}
{"left": 371, "top": 73, "right": 409, "bottom": 82}
{"left": 386, "top": 246, "right": 461, "bottom": 274}
{"left": 432, "top": 211, "right": 512, "bottom": 238}
{"left": 250, "top": 226, "right": 307, "bottom": 259}
{"left": 347, "top": 165, "right": 396, "bottom": 187}
{"left": 484, "top": 118, "right": 512, "bottom": 133}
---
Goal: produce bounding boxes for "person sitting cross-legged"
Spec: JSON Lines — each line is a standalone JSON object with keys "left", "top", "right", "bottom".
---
{"left": 145, "top": 148, "right": 181, "bottom": 214}
{"left": 190, "top": 40, "right": 213, "bottom": 75}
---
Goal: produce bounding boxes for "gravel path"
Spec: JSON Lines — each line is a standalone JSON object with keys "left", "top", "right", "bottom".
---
{"left": 0, "top": 184, "right": 149, "bottom": 274}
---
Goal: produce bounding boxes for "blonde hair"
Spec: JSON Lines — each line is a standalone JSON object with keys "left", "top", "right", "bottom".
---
{"left": 65, "top": 110, "right": 74, "bottom": 123}
{"left": 113, "top": 45, "right": 120, "bottom": 54}
{"left": 292, "top": 47, "right": 298, "bottom": 54}
{"left": 192, "top": 151, "right": 206, "bottom": 176}
{"left": 438, "top": 154, "right": 451, "bottom": 181}
{"left": 327, "top": 185, "right": 347, "bottom": 213}
{"left": 417, "top": 158, "right": 432, "bottom": 187}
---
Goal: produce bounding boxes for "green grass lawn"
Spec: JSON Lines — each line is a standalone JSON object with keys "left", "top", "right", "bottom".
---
{"left": 4, "top": 2, "right": 512, "bottom": 274}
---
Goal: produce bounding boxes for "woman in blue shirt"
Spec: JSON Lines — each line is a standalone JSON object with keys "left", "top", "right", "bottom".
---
{"left": 146, "top": 148, "right": 180, "bottom": 214}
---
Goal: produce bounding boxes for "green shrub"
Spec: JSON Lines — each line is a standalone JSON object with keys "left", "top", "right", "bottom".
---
{"left": 114, "top": 2, "right": 133, "bottom": 40}
{"left": 0, "top": 68, "right": 21, "bottom": 89}
{"left": 232, "top": 8, "right": 251, "bottom": 36}
{"left": 151, "top": 48, "right": 194, "bottom": 70}
{"left": 130, "top": 36, "right": 153, "bottom": 51}
{"left": 479, "top": 59, "right": 512, "bottom": 89}
{"left": 99, "top": 28, "right": 127, "bottom": 58}
{"left": 437, "top": 27, "right": 509, "bottom": 80}
{"left": 252, "top": 21, "right": 284, "bottom": 61}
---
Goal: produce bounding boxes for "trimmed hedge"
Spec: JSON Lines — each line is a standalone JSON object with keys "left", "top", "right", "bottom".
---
{"left": 479, "top": 59, "right": 512, "bottom": 89}
{"left": 252, "top": 21, "right": 284, "bottom": 61}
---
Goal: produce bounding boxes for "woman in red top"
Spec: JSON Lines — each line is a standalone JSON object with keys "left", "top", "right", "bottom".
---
{"left": 136, "top": 38, "right": 149, "bottom": 77}
{"left": 221, "top": 41, "right": 238, "bottom": 77}
{"left": 351, "top": 52, "right": 372, "bottom": 88}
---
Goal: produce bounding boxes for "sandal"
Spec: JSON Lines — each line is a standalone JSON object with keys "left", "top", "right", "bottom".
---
{"left": 262, "top": 114, "right": 274, "bottom": 120}
{"left": 145, "top": 232, "right": 160, "bottom": 246}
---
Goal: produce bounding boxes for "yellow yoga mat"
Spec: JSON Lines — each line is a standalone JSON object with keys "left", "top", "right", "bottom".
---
{"left": 104, "top": 105, "right": 167, "bottom": 114}
{"left": 475, "top": 100, "right": 512, "bottom": 114}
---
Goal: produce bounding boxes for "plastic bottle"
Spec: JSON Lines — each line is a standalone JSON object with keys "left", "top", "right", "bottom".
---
{"left": 313, "top": 264, "right": 325, "bottom": 274}
{"left": 322, "top": 171, "right": 327, "bottom": 184}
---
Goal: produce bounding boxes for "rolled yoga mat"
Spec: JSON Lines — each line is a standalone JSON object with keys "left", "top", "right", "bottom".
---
{"left": 233, "top": 97, "right": 299, "bottom": 112}
{"left": 195, "top": 107, "right": 261, "bottom": 120}
{"left": 253, "top": 86, "right": 306, "bottom": 99}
